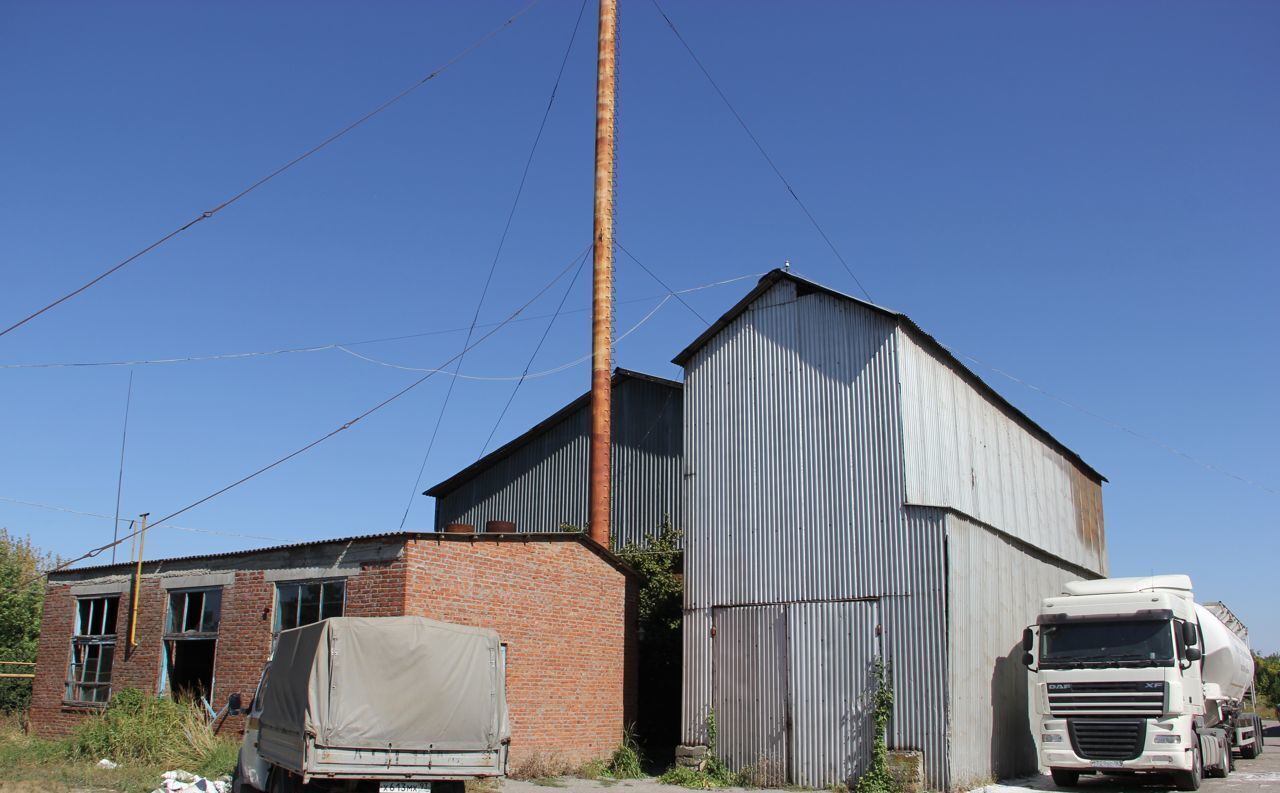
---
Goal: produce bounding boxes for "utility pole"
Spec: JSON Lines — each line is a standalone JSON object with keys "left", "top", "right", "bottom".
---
{"left": 589, "top": 0, "right": 617, "bottom": 549}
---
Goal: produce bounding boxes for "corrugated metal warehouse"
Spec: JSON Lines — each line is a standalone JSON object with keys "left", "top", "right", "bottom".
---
{"left": 673, "top": 270, "right": 1107, "bottom": 790}
{"left": 426, "top": 368, "right": 682, "bottom": 549}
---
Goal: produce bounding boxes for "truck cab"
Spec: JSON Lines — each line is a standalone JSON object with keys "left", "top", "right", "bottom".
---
{"left": 1023, "top": 575, "right": 1259, "bottom": 790}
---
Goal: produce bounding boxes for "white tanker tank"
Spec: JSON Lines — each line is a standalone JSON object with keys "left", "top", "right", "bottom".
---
{"left": 1195, "top": 602, "right": 1254, "bottom": 723}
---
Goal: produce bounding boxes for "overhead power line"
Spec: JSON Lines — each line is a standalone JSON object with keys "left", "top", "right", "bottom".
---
{"left": 647, "top": 0, "right": 873, "bottom": 302}
{"left": 0, "top": 0, "right": 542, "bottom": 341}
{"left": 954, "top": 351, "right": 1277, "bottom": 497}
{"left": 616, "top": 241, "right": 709, "bottom": 325}
{"left": 0, "top": 496, "right": 284, "bottom": 543}
{"left": 0, "top": 273, "right": 763, "bottom": 371}
{"left": 337, "top": 290, "right": 673, "bottom": 380}
{"left": 398, "top": 0, "right": 590, "bottom": 529}
{"left": 479, "top": 251, "right": 590, "bottom": 457}
{"left": 20, "top": 245, "right": 588, "bottom": 588}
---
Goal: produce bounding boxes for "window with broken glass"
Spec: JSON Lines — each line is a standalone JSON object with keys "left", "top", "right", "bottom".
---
{"left": 67, "top": 596, "right": 119, "bottom": 703}
{"left": 163, "top": 588, "right": 221, "bottom": 702}
{"left": 274, "top": 580, "right": 344, "bottom": 633}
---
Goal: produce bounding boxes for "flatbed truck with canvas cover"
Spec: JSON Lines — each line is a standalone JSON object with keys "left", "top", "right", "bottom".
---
{"left": 1022, "top": 576, "right": 1262, "bottom": 790}
{"left": 233, "top": 616, "right": 509, "bottom": 793}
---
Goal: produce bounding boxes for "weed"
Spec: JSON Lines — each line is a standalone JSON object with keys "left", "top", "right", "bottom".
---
{"left": 607, "top": 727, "right": 645, "bottom": 779}
{"left": 528, "top": 778, "right": 567, "bottom": 788}
{"left": 852, "top": 658, "right": 898, "bottom": 793}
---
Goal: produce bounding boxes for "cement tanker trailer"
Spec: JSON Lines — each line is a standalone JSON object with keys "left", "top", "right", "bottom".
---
{"left": 1022, "top": 575, "right": 1263, "bottom": 790}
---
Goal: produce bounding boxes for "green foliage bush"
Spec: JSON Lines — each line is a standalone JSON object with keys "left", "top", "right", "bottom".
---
{"left": 0, "top": 529, "right": 57, "bottom": 712}
{"left": 607, "top": 728, "right": 645, "bottom": 779}
{"left": 1255, "top": 653, "right": 1280, "bottom": 714}
{"left": 70, "top": 688, "right": 234, "bottom": 773}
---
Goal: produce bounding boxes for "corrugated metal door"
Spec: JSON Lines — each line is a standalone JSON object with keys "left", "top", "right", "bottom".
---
{"left": 711, "top": 605, "right": 789, "bottom": 781}
{"left": 788, "top": 600, "right": 880, "bottom": 788}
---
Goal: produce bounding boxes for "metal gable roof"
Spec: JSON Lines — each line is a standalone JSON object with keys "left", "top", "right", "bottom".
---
{"left": 672, "top": 269, "right": 1105, "bottom": 483}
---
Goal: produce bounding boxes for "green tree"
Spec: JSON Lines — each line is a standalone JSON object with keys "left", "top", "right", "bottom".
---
{"left": 0, "top": 529, "right": 57, "bottom": 712}
{"left": 617, "top": 519, "right": 684, "bottom": 757}
{"left": 1255, "top": 653, "right": 1280, "bottom": 713}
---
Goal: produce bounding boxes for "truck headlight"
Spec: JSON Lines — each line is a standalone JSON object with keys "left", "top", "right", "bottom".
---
{"left": 1153, "top": 734, "right": 1182, "bottom": 744}
{"left": 1041, "top": 734, "right": 1065, "bottom": 743}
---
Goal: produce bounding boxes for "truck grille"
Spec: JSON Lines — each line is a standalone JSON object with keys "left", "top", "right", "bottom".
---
{"left": 1069, "top": 719, "right": 1146, "bottom": 761}
{"left": 1047, "top": 681, "right": 1164, "bottom": 718}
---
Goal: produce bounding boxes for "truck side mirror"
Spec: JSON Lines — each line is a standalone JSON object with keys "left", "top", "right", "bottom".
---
{"left": 1182, "top": 621, "right": 1198, "bottom": 647}
{"left": 1022, "top": 627, "right": 1034, "bottom": 652}
{"left": 227, "top": 692, "right": 243, "bottom": 715}
{"left": 1022, "top": 652, "right": 1035, "bottom": 668}
{"left": 1185, "top": 647, "right": 1202, "bottom": 662}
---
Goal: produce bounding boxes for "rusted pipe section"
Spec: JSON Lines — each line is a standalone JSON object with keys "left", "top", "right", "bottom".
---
{"left": 444, "top": 522, "right": 475, "bottom": 534}
{"left": 485, "top": 520, "right": 517, "bottom": 534}
{"left": 588, "top": 0, "right": 617, "bottom": 550}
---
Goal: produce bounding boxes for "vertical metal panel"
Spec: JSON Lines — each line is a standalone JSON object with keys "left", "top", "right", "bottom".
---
{"left": 681, "top": 281, "right": 950, "bottom": 789}
{"left": 788, "top": 600, "right": 879, "bottom": 788}
{"left": 944, "top": 513, "right": 1094, "bottom": 787}
{"left": 432, "top": 375, "right": 682, "bottom": 549}
{"left": 711, "top": 605, "right": 789, "bottom": 779}
{"left": 682, "top": 282, "right": 900, "bottom": 610}
{"left": 882, "top": 507, "right": 950, "bottom": 789}
{"left": 897, "top": 330, "right": 1107, "bottom": 575}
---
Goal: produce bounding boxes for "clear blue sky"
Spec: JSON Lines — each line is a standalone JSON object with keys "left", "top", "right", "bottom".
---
{"left": 2, "top": 2, "right": 1277, "bottom": 650}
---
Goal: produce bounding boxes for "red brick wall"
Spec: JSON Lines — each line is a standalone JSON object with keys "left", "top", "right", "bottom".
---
{"left": 31, "top": 559, "right": 408, "bottom": 739}
{"left": 402, "top": 537, "right": 637, "bottom": 768}
{"left": 30, "top": 536, "right": 636, "bottom": 772}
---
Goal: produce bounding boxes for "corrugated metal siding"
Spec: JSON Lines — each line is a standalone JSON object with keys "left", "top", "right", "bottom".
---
{"left": 788, "top": 600, "right": 879, "bottom": 788}
{"left": 883, "top": 507, "right": 949, "bottom": 788}
{"left": 944, "top": 513, "right": 1096, "bottom": 787}
{"left": 711, "top": 605, "right": 790, "bottom": 781}
{"left": 681, "top": 282, "right": 950, "bottom": 788}
{"left": 897, "top": 330, "right": 1107, "bottom": 576}
{"left": 682, "top": 282, "right": 899, "bottom": 609}
{"left": 432, "top": 377, "right": 681, "bottom": 549}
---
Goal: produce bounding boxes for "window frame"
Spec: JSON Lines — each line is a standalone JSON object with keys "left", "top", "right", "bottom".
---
{"left": 164, "top": 587, "right": 222, "bottom": 639}
{"left": 273, "top": 579, "right": 346, "bottom": 634}
{"left": 66, "top": 595, "right": 120, "bottom": 704}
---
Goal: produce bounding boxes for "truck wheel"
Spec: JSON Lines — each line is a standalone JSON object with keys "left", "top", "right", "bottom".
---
{"left": 1242, "top": 717, "right": 1261, "bottom": 759}
{"left": 1173, "top": 743, "right": 1202, "bottom": 791}
{"left": 1049, "top": 768, "right": 1079, "bottom": 787}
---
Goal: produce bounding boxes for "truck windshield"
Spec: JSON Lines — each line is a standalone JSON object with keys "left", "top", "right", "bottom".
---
{"left": 1039, "top": 620, "right": 1175, "bottom": 667}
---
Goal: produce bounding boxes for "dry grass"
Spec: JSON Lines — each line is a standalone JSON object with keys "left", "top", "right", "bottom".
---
{"left": 509, "top": 751, "right": 576, "bottom": 781}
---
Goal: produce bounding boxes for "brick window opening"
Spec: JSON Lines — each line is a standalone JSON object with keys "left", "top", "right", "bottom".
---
{"left": 67, "top": 595, "right": 119, "bottom": 703}
{"left": 163, "top": 588, "right": 221, "bottom": 704}
{"left": 275, "top": 580, "right": 344, "bottom": 633}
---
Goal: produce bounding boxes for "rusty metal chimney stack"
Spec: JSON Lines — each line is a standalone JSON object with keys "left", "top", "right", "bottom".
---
{"left": 588, "top": 0, "right": 617, "bottom": 549}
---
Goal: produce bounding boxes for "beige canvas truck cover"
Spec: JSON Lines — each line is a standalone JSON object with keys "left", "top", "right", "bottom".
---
{"left": 260, "top": 616, "right": 509, "bottom": 752}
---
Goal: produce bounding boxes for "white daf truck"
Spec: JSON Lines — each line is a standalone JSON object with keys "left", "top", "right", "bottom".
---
{"left": 1022, "top": 575, "right": 1262, "bottom": 790}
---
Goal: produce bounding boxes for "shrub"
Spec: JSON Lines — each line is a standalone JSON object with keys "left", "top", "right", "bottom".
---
{"left": 69, "top": 688, "right": 235, "bottom": 773}
{"left": 607, "top": 728, "right": 644, "bottom": 779}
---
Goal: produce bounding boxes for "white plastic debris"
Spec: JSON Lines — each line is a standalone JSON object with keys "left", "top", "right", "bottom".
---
{"left": 152, "top": 770, "right": 229, "bottom": 793}
{"left": 97, "top": 758, "right": 118, "bottom": 769}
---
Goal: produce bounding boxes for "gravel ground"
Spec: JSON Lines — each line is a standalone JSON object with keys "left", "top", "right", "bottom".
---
{"left": 503, "top": 724, "right": 1280, "bottom": 793}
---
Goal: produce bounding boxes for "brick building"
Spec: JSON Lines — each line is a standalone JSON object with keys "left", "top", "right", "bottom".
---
{"left": 31, "top": 531, "right": 636, "bottom": 768}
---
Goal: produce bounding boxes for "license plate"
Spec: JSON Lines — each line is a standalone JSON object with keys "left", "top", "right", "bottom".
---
{"left": 380, "top": 783, "right": 432, "bottom": 793}
{"left": 1092, "top": 760, "right": 1124, "bottom": 769}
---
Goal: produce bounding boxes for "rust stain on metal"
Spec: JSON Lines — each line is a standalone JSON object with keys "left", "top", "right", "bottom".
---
{"left": 1069, "top": 466, "right": 1105, "bottom": 559}
{"left": 588, "top": 0, "right": 617, "bottom": 550}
